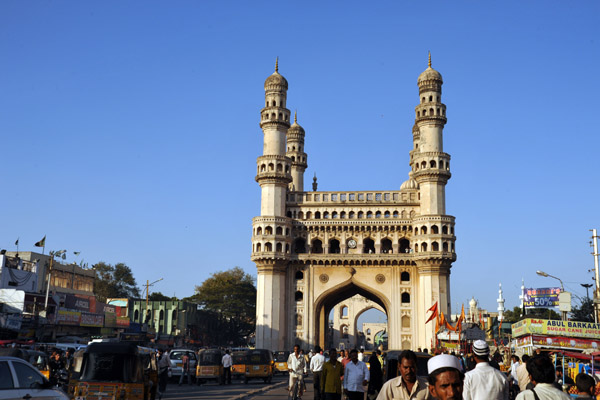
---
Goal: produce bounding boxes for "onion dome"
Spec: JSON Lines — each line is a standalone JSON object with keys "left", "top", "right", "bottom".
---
{"left": 400, "top": 178, "right": 419, "bottom": 190}
{"left": 418, "top": 52, "right": 443, "bottom": 84}
{"left": 469, "top": 297, "right": 477, "bottom": 309}
{"left": 264, "top": 57, "right": 288, "bottom": 90}
{"left": 288, "top": 111, "right": 305, "bottom": 135}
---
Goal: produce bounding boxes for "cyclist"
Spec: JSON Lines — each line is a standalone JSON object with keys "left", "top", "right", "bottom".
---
{"left": 288, "top": 344, "right": 307, "bottom": 399}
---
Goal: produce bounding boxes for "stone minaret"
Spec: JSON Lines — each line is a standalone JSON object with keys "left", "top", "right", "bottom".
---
{"left": 286, "top": 111, "right": 308, "bottom": 192}
{"left": 252, "top": 59, "right": 293, "bottom": 350}
{"left": 413, "top": 54, "right": 456, "bottom": 349}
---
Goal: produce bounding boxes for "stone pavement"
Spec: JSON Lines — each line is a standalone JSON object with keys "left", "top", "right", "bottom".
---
{"left": 231, "top": 375, "right": 315, "bottom": 400}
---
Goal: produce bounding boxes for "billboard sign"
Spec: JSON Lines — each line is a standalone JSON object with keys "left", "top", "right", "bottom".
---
{"left": 523, "top": 287, "right": 561, "bottom": 308}
{"left": 512, "top": 318, "right": 600, "bottom": 339}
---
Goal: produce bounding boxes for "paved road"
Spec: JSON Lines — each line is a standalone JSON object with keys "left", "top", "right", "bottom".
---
{"left": 246, "top": 375, "right": 316, "bottom": 400}
{"left": 160, "top": 373, "right": 295, "bottom": 400}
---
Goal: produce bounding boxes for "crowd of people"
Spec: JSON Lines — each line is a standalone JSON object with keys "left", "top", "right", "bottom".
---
{"left": 284, "top": 341, "right": 599, "bottom": 400}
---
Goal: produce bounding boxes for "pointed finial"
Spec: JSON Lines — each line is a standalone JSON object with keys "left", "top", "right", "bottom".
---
{"left": 312, "top": 173, "right": 318, "bottom": 192}
{"left": 428, "top": 51, "right": 431, "bottom": 68}
{"left": 294, "top": 110, "right": 297, "bottom": 123}
{"left": 275, "top": 57, "right": 279, "bottom": 72}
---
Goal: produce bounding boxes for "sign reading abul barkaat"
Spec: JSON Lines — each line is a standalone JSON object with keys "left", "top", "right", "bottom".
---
{"left": 512, "top": 319, "right": 600, "bottom": 339}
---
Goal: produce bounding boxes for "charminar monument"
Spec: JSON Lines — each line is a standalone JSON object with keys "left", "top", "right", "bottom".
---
{"left": 251, "top": 55, "right": 456, "bottom": 351}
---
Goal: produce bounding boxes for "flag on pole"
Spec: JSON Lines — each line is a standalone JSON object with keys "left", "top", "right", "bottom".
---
{"left": 425, "top": 301, "right": 439, "bottom": 324}
{"left": 73, "top": 251, "right": 81, "bottom": 256}
{"left": 15, "top": 238, "right": 19, "bottom": 246}
{"left": 34, "top": 236, "right": 46, "bottom": 247}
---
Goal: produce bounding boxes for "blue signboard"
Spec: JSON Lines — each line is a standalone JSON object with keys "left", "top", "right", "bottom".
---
{"left": 523, "top": 287, "right": 561, "bottom": 308}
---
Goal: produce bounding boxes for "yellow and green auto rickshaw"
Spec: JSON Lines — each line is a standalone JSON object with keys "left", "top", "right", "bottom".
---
{"left": 70, "top": 342, "right": 158, "bottom": 400}
{"left": 242, "top": 349, "right": 274, "bottom": 384}
{"left": 273, "top": 351, "right": 290, "bottom": 375}
{"left": 196, "top": 348, "right": 223, "bottom": 385}
{"left": 231, "top": 350, "right": 248, "bottom": 381}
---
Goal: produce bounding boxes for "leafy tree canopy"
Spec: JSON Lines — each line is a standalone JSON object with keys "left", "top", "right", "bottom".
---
{"left": 503, "top": 306, "right": 561, "bottom": 323}
{"left": 571, "top": 297, "right": 594, "bottom": 322}
{"left": 149, "top": 292, "right": 175, "bottom": 301}
{"left": 186, "top": 267, "right": 256, "bottom": 346}
{"left": 93, "top": 262, "right": 140, "bottom": 302}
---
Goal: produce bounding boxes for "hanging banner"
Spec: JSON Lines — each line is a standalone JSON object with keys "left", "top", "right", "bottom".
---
{"left": 56, "top": 310, "right": 81, "bottom": 325}
{"left": 522, "top": 287, "right": 561, "bottom": 308}
{"left": 512, "top": 318, "right": 600, "bottom": 339}
{"left": 80, "top": 312, "right": 104, "bottom": 327}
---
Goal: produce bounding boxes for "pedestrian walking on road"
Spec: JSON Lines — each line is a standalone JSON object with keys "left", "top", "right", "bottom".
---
{"left": 222, "top": 349, "right": 233, "bottom": 385}
{"left": 179, "top": 352, "right": 192, "bottom": 386}
{"left": 463, "top": 340, "right": 509, "bottom": 400}
{"left": 157, "top": 349, "right": 172, "bottom": 398}
{"left": 343, "top": 348, "right": 369, "bottom": 400}
{"left": 310, "top": 345, "right": 325, "bottom": 400}
{"left": 321, "top": 348, "right": 344, "bottom": 400}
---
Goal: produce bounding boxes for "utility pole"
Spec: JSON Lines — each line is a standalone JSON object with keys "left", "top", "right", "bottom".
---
{"left": 591, "top": 229, "right": 599, "bottom": 323}
{"left": 144, "top": 278, "right": 163, "bottom": 327}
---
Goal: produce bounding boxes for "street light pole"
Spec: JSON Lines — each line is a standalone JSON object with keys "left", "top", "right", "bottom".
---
{"left": 536, "top": 270, "right": 570, "bottom": 321}
{"left": 591, "top": 229, "right": 600, "bottom": 323}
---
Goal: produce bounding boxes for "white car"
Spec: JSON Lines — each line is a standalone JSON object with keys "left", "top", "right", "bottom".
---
{"left": 168, "top": 349, "right": 198, "bottom": 381}
{"left": 0, "top": 356, "right": 69, "bottom": 400}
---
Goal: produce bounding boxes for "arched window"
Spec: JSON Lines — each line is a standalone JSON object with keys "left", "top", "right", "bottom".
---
{"left": 367, "top": 328, "right": 371, "bottom": 335}
{"left": 172, "top": 310, "right": 177, "bottom": 321}
{"left": 358, "top": 211, "right": 364, "bottom": 219}
{"left": 421, "top": 161, "right": 426, "bottom": 169}
{"left": 363, "top": 238, "right": 375, "bottom": 254}
{"left": 432, "top": 241, "right": 439, "bottom": 251}
{"left": 287, "top": 211, "right": 292, "bottom": 218}
{"left": 349, "top": 211, "right": 355, "bottom": 219}
{"left": 442, "top": 225, "right": 448, "bottom": 234}
{"left": 381, "top": 238, "right": 393, "bottom": 253}
{"left": 272, "top": 100, "right": 276, "bottom": 106}
{"left": 430, "top": 160, "right": 436, "bottom": 168}
{"left": 298, "top": 211, "right": 304, "bottom": 219}
{"left": 256, "top": 243, "right": 261, "bottom": 252}
{"left": 265, "top": 242, "right": 273, "bottom": 251}
{"left": 277, "top": 163, "right": 283, "bottom": 172}
{"left": 276, "top": 242, "right": 283, "bottom": 252}
{"left": 276, "top": 226, "right": 283, "bottom": 235}
{"left": 329, "top": 239, "right": 340, "bottom": 254}
{"left": 315, "top": 211, "right": 321, "bottom": 219}
{"left": 342, "top": 325, "right": 349, "bottom": 338}
{"left": 332, "top": 211, "right": 338, "bottom": 219}
{"left": 443, "top": 242, "right": 449, "bottom": 252}
{"left": 401, "top": 210, "right": 407, "bottom": 218}
{"left": 295, "top": 291, "right": 303, "bottom": 302}
{"left": 421, "top": 226, "right": 427, "bottom": 235}
{"left": 401, "top": 271, "right": 410, "bottom": 282}
{"left": 375, "top": 211, "right": 382, "bottom": 218}
{"left": 134, "top": 309, "right": 139, "bottom": 321}
{"left": 323, "top": 211, "right": 329, "bottom": 219}
{"left": 295, "top": 270, "right": 304, "bottom": 280}
{"left": 399, "top": 239, "right": 410, "bottom": 253}
{"left": 340, "top": 211, "right": 346, "bottom": 219}
{"left": 265, "top": 226, "right": 273, "bottom": 235}
{"left": 393, "top": 211, "right": 399, "bottom": 218}
{"left": 401, "top": 292, "right": 410, "bottom": 304}
{"left": 293, "top": 238, "right": 306, "bottom": 254}
{"left": 431, "top": 225, "right": 439, "bottom": 234}
{"left": 367, "top": 211, "right": 373, "bottom": 219}
{"left": 256, "top": 227, "right": 262, "bottom": 235}
{"left": 439, "top": 160, "right": 444, "bottom": 169}
{"left": 312, "top": 239, "right": 323, "bottom": 254}
{"left": 421, "top": 242, "right": 428, "bottom": 252}
{"left": 306, "top": 211, "right": 312, "bottom": 219}
{"left": 384, "top": 211, "right": 390, "bottom": 218}
{"left": 159, "top": 310, "right": 164, "bottom": 321}
{"left": 429, "top": 108, "right": 434, "bottom": 115}
{"left": 429, "top": 95, "right": 433, "bottom": 102}
{"left": 341, "top": 306, "right": 348, "bottom": 317}
{"left": 296, "top": 313, "right": 302, "bottom": 327}
{"left": 260, "top": 164, "right": 266, "bottom": 172}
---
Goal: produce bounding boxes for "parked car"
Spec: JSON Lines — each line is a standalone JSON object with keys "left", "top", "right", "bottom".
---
{"left": 0, "top": 356, "right": 69, "bottom": 400}
{"left": 168, "top": 349, "right": 198, "bottom": 382}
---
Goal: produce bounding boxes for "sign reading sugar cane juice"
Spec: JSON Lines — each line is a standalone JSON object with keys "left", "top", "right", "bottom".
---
{"left": 512, "top": 319, "right": 600, "bottom": 339}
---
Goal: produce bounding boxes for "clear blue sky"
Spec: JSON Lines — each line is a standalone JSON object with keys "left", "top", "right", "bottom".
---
{"left": 2, "top": 1, "right": 599, "bottom": 315}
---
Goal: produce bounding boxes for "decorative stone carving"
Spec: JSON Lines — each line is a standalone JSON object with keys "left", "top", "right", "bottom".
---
{"left": 319, "top": 274, "right": 329, "bottom": 283}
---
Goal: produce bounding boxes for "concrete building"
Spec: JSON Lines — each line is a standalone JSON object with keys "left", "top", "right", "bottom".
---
{"left": 252, "top": 56, "right": 456, "bottom": 351}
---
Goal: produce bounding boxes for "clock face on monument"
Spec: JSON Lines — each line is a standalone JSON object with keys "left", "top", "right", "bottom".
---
{"left": 347, "top": 239, "right": 357, "bottom": 249}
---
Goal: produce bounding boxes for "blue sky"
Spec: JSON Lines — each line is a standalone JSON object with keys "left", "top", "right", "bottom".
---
{"left": 1, "top": 1, "right": 599, "bottom": 316}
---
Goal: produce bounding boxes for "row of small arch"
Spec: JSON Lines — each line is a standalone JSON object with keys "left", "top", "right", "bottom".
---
{"left": 256, "top": 224, "right": 455, "bottom": 236}
{"left": 253, "top": 238, "right": 454, "bottom": 254}
{"left": 416, "top": 107, "right": 445, "bottom": 118}
{"left": 261, "top": 111, "right": 290, "bottom": 122}
{"left": 258, "top": 163, "right": 290, "bottom": 174}
{"left": 413, "top": 159, "right": 450, "bottom": 171}
{"left": 286, "top": 210, "right": 416, "bottom": 220}
{"left": 421, "top": 95, "right": 440, "bottom": 103}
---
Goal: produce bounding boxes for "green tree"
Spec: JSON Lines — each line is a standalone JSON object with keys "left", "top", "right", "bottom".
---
{"left": 571, "top": 297, "right": 594, "bottom": 322}
{"left": 502, "top": 306, "right": 524, "bottom": 323}
{"left": 502, "top": 305, "right": 561, "bottom": 322}
{"left": 188, "top": 267, "right": 256, "bottom": 346}
{"left": 148, "top": 292, "right": 174, "bottom": 301}
{"left": 93, "top": 262, "right": 140, "bottom": 302}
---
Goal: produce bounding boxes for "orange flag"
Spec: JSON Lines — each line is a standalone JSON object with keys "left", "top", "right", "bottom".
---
{"left": 425, "top": 301, "right": 438, "bottom": 324}
{"left": 436, "top": 311, "right": 447, "bottom": 333}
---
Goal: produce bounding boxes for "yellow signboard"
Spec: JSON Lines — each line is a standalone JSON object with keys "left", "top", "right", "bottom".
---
{"left": 511, "top": 319, "right": 600, "bottom": 339}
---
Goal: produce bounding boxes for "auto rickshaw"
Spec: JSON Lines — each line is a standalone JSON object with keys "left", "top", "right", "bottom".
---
{"left": 196, "top": 348, "right": 223, "bottom": 385}
{"left": 273, "top": 351, "right": 290, "bottom": 375}
{"left": 242, "top": 349, "right": 274, "bottom": 384}
{"left": 231, "top": 350, "right": 248, "bottom": 381}
{"left": 0, "top": 348, "right": 51, "bottom": 378}
{"left": 69, "top": 342, "right": 158, "bottom": 400}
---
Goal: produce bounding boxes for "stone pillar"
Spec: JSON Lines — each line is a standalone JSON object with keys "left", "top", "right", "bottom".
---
{"left": 255, "top": 262, "right": 287, "bottom": 350}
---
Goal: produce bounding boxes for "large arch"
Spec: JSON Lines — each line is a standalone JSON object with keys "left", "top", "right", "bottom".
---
{"left": 313, "top": 277, "right": 390, "bottom": 350}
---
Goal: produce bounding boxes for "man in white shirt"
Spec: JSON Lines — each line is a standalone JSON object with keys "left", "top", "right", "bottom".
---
{"left": 289, "top": 344, "right": 308, "bottom": 399}
{"left": 310, "top": 345, "right": 326, "bottom": 400}
{"left": 358, "top": 348, "right": 365, "bottom": 362}
{"left": 343, "top": 348, "right": 370, "bottom": 400}
{"left": 463, "top": 340, "right": 509, "bottom": 400}
{"left": 515, "top": 355, "right": 571, "bottom": 400}
{"left": 221, "top": 349, "right": 233, "bottom": 385}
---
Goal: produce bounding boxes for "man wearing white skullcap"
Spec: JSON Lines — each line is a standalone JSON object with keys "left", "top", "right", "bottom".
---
{"left": 463, "top": 340, "right": 509, "bottom": 400}
{"left": 427, "top": 354, "right": 463, "bottom": 400}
